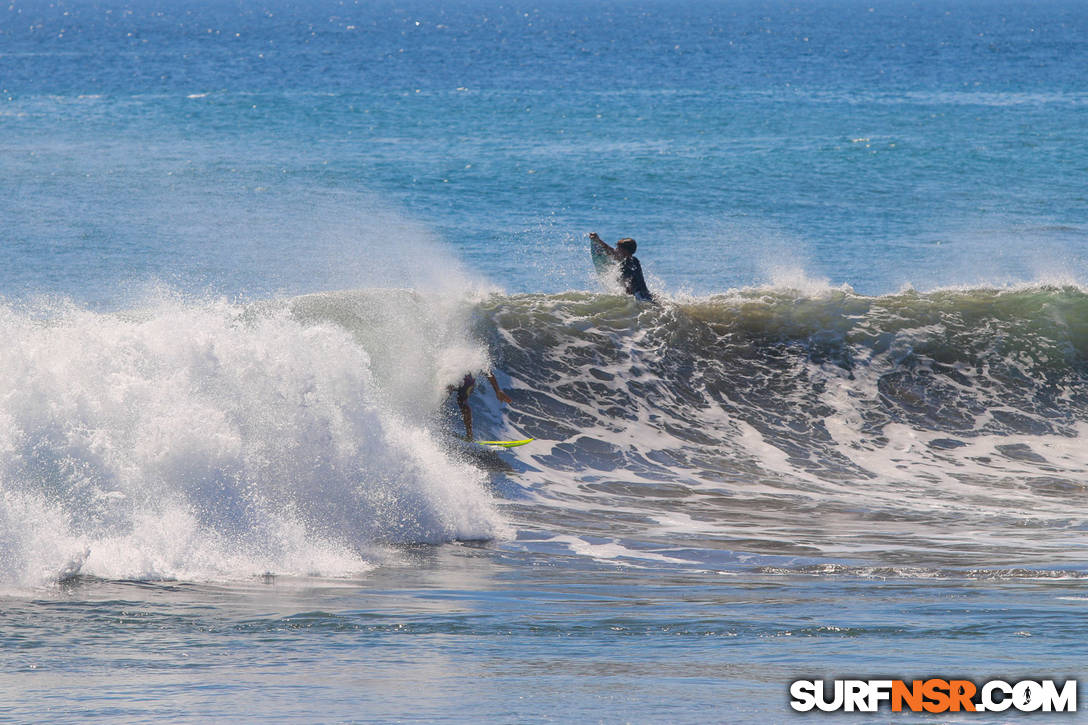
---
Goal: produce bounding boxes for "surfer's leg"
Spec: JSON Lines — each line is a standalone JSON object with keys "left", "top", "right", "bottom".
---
{"left": 457, "top": 382, "right": 476, "bottom": 440}
{"left": 459, "top": 401, "right": 474, "bottom": 441}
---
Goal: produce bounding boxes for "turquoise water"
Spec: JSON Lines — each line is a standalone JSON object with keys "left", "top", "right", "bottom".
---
{"left": 2, "top": 0, "right": 1087, "bottom": 721}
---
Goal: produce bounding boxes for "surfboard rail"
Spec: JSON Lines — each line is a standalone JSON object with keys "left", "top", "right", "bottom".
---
{"left": 474, "top": 438, "right": 534, "bottom": 448}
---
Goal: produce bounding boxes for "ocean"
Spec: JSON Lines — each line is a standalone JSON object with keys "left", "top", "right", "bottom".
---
{"left": 1, "top": 0, "right": 1086, "bottom": 721}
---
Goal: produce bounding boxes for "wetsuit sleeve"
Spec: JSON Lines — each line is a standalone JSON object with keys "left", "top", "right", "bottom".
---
{"left": 621, "top": 258, "right": 654, "bottom": 301}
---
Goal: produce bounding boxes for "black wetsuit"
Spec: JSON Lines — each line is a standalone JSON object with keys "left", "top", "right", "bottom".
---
{"left": 456, "top": 373, "right": 476, "bottom": 405}
{"left": 620, "top": 256, "right": 654, "bottom": 302}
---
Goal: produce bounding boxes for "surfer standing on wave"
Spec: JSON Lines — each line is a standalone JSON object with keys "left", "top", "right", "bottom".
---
{"left": 589, "top": 232, "right": 655, "bottom": 303}
{"left": 449, "top": 372, "right": 512, "bottom": 441}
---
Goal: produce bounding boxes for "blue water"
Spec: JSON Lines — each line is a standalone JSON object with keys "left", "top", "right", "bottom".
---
{"left": 2, "top": 0, "right": 1088, "bottom": 721}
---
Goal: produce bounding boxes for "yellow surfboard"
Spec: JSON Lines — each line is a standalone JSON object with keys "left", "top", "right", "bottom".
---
{"left": 474, "top": 438, "right": 534, "bottom": 448}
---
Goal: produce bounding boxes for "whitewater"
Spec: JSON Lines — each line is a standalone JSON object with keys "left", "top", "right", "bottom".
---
{"left": 2, "top": 0, "right": 1087, "bottom": 720}
{"left": 5, "top": 282, "right": 1085, "bottom": 589}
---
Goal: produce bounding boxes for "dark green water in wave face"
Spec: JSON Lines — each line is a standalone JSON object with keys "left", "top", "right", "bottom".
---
{"left": 481, "top": 287, "right": 1088, "bottom": 569}
{"left": 487, "top": 285, "right": 1088, "bottom": 449}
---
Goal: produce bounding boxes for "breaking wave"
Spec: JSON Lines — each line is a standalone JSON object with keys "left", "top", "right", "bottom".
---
{"left": 0, "top": 291, "right": 509, "bottom": 587}
{"left": 480, "top": 284, "right": 1088, "bottom": 570}
{"left": 4, "top": 282, "right": 1088, "bottom": 586}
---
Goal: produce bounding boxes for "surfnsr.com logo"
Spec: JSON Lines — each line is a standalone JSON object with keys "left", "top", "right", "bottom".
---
{"left": 789, "top": 679, "right": 1078, "bottom": 713}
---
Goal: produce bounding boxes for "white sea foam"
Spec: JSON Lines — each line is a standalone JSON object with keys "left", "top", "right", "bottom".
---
{"left": 478, "top": 288, "right": 1088, "bottom": 571}
{"left": 0, "top": 294, "right": 510, "bottom": 588}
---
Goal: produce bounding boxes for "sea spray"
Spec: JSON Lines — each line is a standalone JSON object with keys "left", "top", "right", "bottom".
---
{"left": 287, "top": 288, "right": 492, "bottom": 422}
{"left": 0, "top": 294, "right": 509, "bottom": 587}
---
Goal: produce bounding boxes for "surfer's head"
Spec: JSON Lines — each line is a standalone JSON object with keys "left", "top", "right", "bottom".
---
{"left": 617, "top": 238, "right": 637, "bottom": 256}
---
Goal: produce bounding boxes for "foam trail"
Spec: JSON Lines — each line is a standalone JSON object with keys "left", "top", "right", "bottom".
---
{"left": 481, "top": 285, "right": 1088, "bottom": 569}
{"left": 0, "top": 294, "right": 509, "bottom": 588}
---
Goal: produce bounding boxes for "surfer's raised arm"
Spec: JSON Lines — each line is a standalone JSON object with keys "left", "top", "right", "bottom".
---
{"left": 589, "top": 232, "right": 623, "bottom": 261}
{"left": 485, "top": 372, "right": 513, "bottom": 404}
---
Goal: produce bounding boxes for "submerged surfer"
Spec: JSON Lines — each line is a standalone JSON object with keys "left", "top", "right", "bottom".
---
{"left": 589, "top": 232, "right": 655, "bottom": 303}
{"left": 450, "top": 371, "right": 512, "bottom": 441}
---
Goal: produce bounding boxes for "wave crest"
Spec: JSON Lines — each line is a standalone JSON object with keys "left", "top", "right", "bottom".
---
{"left": 0, "top": 295, "right": 508, "bottom": 587}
